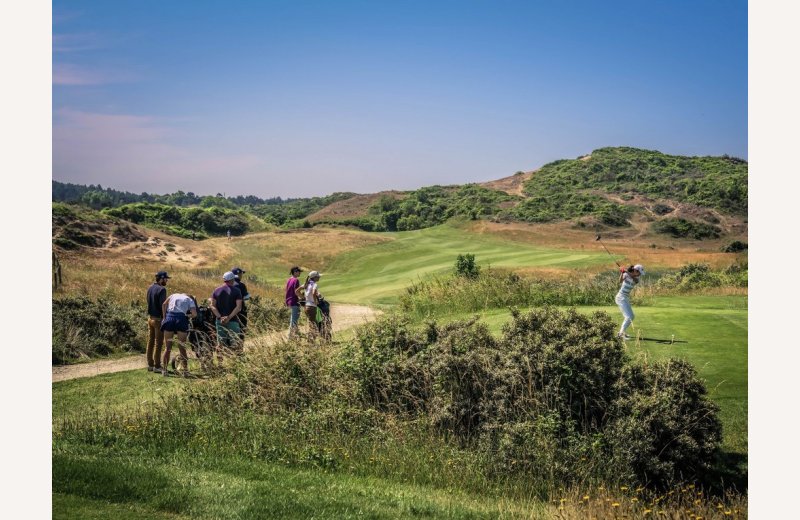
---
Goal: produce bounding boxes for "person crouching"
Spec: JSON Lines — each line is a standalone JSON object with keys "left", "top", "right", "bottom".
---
{"left": 160, "top": 292, "right": 198, "bottom": 376}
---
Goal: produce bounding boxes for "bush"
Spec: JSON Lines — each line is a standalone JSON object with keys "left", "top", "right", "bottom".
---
{"left": 654, "top": 263, "right": 748, "bottom": 292}
{"left": 454, "top": 253, "right": 481, "bottom": 279}
{"left": 607, "top": 359, "right": 723, "bottom": 484}
{"left": 338, "top": 308, "right": 722, "bottom": 486}
{"left": 52, "top": 296, "right": 145, "bottom": 364}
{"left": 651, "top": 218, "right": 721, "bottom": 239}
{"left": 243, "top": 295, "right": 289, "bottom": 334}
{"left": 721, "top": 240, "right": 748, "bottom": 253}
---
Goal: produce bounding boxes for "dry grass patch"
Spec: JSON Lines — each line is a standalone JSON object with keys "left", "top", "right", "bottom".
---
{"left": 464, "top": 221, "right": 745, "bottom": 271}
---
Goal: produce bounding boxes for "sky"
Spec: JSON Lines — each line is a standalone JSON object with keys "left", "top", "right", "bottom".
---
{"left": 52, "top": 0, "right": 748, "bottom": 198}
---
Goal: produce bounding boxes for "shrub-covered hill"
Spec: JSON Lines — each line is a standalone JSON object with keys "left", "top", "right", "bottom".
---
{"left": 511, "top": 147, "right": 747, "bottom": 225}
{"left": 52, "top": 203, "right": 148, "bottom": 250}
{"left": 53, "top": 147, "right": 747, "bottom": 239}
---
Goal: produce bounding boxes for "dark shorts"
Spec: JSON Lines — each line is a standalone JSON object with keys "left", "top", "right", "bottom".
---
{"left": 161, "top": 312, "right": 190, "bottom": 333}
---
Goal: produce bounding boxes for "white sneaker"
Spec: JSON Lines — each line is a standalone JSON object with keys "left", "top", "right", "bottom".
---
{"left": 617, "top": 333, "right": 632, "bottom": 340}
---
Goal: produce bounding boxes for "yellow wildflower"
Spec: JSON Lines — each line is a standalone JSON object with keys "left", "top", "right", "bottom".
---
{"left": 612, "top": 503, "right": 620, "bottom": 507}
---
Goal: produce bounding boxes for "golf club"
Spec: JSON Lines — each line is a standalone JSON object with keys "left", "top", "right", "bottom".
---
{"left": 595, "top": 234, "right": 621, "bottom": 269}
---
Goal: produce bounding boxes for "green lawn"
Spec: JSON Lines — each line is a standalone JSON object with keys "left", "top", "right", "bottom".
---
{"left": 316, "top": 224, "right": 612, "bottom": 305}
{"left": 53, "top": 446, "right": 549, "bottom": 519}
{"left": 53, "top": 365, "right": 201, "bottom": 423}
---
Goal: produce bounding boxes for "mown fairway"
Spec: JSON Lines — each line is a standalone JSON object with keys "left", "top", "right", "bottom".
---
{"left": 312, "top": 224, "right": 613, "bottom": 306}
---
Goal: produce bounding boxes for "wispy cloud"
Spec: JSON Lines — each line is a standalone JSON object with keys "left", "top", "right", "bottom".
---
{"left": 53, "top": 62, "right": 138, "bottom": 86}
{"left": 53, "top": 108, "right": 264, "bottom": 194}
{"left": 53, "top": 32, "right": 103, "bottom": 53}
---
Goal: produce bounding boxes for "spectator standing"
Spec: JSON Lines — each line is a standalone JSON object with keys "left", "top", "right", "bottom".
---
{"left": 146, "top": 271, "right": 169, "bottom": 372}
{"left": 231, "top": 267, "right": 250, "bottom": 337}
{"left": 211, "top": 271, "right": 244, "bottom": 360}
{"left": 227, "top": 229, "right": 232, "bottom": 240}
{"left": 160, "top": 292, "right": 197, "bottom": 377}
{"left": 298, "top": 271, "right": 323, "bottom": 339}
{"left": 285, "top": 266, "right": 303, "bottom": 339}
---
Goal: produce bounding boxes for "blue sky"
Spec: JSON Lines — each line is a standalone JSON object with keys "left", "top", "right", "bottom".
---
{"left": 53, "top": 0, "right": 748, "bottom": 198}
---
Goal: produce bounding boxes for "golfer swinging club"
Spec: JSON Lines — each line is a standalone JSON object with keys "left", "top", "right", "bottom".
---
{"left": 616, "top": 264, "right": 645, "bottom": 340}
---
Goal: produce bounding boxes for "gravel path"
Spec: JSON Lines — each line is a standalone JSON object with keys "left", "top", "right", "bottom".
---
{"left": 52, "top": 304, "right": 381, "bottom": 383}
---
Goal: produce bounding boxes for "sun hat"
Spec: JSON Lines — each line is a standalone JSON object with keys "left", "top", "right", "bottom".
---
{"left": 223, "top": 271, "right": 236, "bottom": 282}
{"left": 308, "top": 271, "right": 322, "bottom": 279}
{"left": 633, "top": 264, "right": 646, "bottom": 276}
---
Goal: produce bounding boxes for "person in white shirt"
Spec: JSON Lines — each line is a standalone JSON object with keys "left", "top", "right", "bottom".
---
{"left": 297, "top": 271, "right": 322, "bottom": 338}
{"left": 615, "top": 264, "right": 645, "bottom": 340}
{"left": 160, "top": 292, "right": 198, "bottom": 376}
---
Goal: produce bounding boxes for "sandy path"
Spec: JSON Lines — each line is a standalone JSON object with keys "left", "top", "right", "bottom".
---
{"left": 52, "top": 304, "right": 381, "bottom": 383}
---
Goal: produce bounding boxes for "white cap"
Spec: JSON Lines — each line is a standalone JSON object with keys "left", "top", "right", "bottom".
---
{"left": 308, "top": 271, "right": 322, "bottom": 279}
{"left": 223, "top": 271, "right": 236, "bottom": 281}
{"left": 633, "top": 264, "right": 645, "bottom": 276}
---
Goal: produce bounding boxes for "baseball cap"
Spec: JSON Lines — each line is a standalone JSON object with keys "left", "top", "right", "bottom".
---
{"left": 231, "top": 267, "right": 246, "bottom": 275}
{"left": 633, "top": 264, "right": 646, "bottom": 276}
{"left": 223, "top": 271, "right": 236, "bottom": 282}
{"left": 308, "top": 271, "right": 322, "bottom": 279}
{"left": 290, "top": 266, "right": 303, "bottom": 274}
{"left": 156, "top": 271, "right": 170, "bottom": 280}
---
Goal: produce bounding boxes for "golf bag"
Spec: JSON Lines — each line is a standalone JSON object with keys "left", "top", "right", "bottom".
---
{"left": 188, "top": 298, "right": 217, "bottom": 359}
{"left": 317, "top": 297, "right": 332, "bottom": 342}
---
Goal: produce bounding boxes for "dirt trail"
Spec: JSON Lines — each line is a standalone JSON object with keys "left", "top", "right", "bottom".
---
{"left": 52, "top": 304, "right": 381, "bottom": 383}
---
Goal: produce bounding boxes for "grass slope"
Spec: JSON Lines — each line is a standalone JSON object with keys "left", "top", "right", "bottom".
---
{"left": 317, "top": 223, "right": 613, "bottom": 306}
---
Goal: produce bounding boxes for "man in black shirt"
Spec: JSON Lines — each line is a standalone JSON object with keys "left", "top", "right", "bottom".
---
{"left": 146, "top": 271, "right": 169, "bottom": 371}
{"left": 211, "top": 271, "right": 244, "bottom": 358}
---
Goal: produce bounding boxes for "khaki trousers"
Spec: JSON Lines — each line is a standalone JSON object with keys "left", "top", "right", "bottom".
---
{"left": 147, "top": 316, "right": 165, "bottom": 368}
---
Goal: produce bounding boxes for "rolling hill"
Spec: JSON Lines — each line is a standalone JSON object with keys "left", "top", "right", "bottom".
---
{"left": 53, "top": 146, "right": 747, "bottom": 246}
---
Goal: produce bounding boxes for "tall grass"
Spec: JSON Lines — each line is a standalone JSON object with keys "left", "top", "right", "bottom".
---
{"left": 400, "top": 264, "right": 748, "bottom": 318}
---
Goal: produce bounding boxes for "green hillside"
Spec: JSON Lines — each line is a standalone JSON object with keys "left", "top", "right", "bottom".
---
{"left": 511, "top": 147, "right": 747, "bottom": 224}
{"left": 53, "top": 147, "right": 747, "bottom": 242}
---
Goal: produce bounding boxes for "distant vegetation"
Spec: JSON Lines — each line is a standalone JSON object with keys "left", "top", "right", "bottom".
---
{"left": 53, "top": 147, "right": 747, "bottom": 239}
{"left": 102, "top": 202, "right": 257, "bottom": 239}
{"left": 651, "top": 218, "right": 721, "bottom": 239}
{"left": 517, "top": 148, "right": 747, "bottom": 222}
{"left": 314, "top": 185, "right": 517, "bottom": 232}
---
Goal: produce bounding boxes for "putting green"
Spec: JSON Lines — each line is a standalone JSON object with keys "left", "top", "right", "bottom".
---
{"left": 315, "top": 224, "right": 612, "bottom": 305}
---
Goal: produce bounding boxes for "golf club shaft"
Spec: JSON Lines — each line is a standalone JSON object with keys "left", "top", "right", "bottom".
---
{"left": 597, "top": 238, "right": 621, "bottom": 268}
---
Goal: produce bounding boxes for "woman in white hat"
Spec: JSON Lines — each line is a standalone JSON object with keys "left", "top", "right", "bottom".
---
{"left": 297, "top": 271, "right": 323, "bottom": 338}
{"left": 615, "top": 264, "right": 645, "bottom": 340}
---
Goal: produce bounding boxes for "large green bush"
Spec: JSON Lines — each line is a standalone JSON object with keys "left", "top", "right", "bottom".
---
{"left": 52, "top": 296, "right": 146, "bottom": 364}
{"left": 337, "top": 308, "right": 722, "bottom": 486}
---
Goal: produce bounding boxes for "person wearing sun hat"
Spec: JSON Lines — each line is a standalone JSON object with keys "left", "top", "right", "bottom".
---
{"left": 297, "top": 271, "right": 323, "bottom": 338}
{"left": 615, "top": 264, "right": 645, "bottom": 340}
{"left": 145, "top": 271, "right": 170, "bottom": 372}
